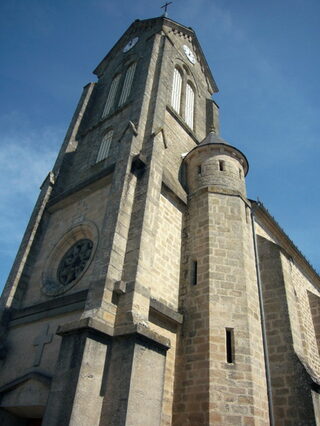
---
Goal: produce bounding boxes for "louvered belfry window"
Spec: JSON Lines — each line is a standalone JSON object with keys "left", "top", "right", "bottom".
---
{"left": 185, "top": 82, "right": 195, "bottom": 129}
{"left": 102, "top": 74, "right": 121, "bottom": 118}
{"left": 96, "top": 130, "right": 113, "bottom": 163}
{"left": 171, "top": 68, "right": 182, "bottom": 114}
{"left": 118, "top": 62, "right": 136, "bottom": 107}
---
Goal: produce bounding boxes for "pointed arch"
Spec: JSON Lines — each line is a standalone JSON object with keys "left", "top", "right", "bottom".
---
{"left": 171, "top": 67, "right": 183, "bottom": 114}
{"left": 185, "top": 82, "right": 195, "bottom": 129}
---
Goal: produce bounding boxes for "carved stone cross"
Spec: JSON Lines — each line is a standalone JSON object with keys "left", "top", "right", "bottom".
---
{"left": 33, "top": 324, "right": 53, "bottom": 367}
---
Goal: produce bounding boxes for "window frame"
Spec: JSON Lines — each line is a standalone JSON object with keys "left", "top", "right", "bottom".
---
{"left": 185, "top": 81, "right": 195, "bottom": 129}
{"left": 118, "top": 62, "right": 137, "bottom": 107}
{"left": 102, "top": 74, "right": 121, "bottom": 118}
{"left": 171, "top": 67, "right": 183, "bottom": 114}
{"left": 170, "top": 65, "right": 196, "bottom": 131}
{"left": 101, "top": 61, "right": 137, "bottom": 119}
{"left": 96, "top": 129, "right": 113, "bottom": 163}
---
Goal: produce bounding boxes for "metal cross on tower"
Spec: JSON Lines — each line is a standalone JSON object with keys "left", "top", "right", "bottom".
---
{"left": 161, "top": 1, "right": 173, "bottom": 17}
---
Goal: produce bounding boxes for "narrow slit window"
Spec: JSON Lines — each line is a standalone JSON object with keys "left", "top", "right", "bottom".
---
{"left": 239, "top": 168, "right": 242, "bottom": 179}
{"left": 198, "top": 165, "right": 202, "bottom": 175}
{"left": 226, "top": 328, "right": 234, "bottom": 363}
{"left": 185, "top": 82, "right": 195, "bottom": 129}
{"left": 171, "top": 68, "right": 182, "bottom": 114}
{"left": 96, "top": 130, "right": 113, "bottom": 163}
{"left": 219, "top": 160, "right": 225, "bottom": 171}
{"left": 191, "top": 260, "right": 198, "bottom": 285}
{"left": 118, "top": 62, "right": 136, "bottom": 107}
{"left": 102, "top": 74, "right": 121, "bottom": 118}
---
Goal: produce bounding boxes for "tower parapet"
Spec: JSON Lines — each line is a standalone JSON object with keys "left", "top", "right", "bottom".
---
{"left": 184, "top": 130, "right": 249, "bottom": 197}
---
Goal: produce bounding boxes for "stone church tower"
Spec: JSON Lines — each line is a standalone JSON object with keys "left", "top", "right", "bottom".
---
{"left": 1, "top": 15, "right": 320, "bottom": 426}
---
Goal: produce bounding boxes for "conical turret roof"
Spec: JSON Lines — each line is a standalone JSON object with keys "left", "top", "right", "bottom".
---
{"left": 198, "top": 130, "right": 229, "bottom": 147}
{"left": 183, "top": 130, "right": 249, "bottom": 176}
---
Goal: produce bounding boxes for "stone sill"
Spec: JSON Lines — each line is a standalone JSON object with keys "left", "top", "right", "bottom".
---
{"left": 10, "top": 290, "right": 88, "bottom": 327}
{"left": 149, "top": 298, "right": 183, "bottom": 325}
{"left": 57, "top": 317, "right": 171, "bottom": 350}
{"left": 166, "top": 105, "right": 199, "bottom": 143}
{"left": 47, "top": 164, "right": 115, "bottom": 211}
{"left": 79, "top": 101, "right": 132, "bottom": 138}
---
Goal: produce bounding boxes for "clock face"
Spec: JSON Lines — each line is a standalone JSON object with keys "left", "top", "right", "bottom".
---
{"left": 183, "top": 45, "right": 196, "bottom": 64}
{"left": 123, "top": 37, "right": 139, "bottom": 53}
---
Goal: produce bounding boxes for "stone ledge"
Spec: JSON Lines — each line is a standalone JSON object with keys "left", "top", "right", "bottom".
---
{"left": 48, "top": 164, "right": 115, "bottom": 209}
{"left": 57, "top": 318, "right": 170, "bottom": 350}
{"left": 114, "top": 323, "right": 171, "bottom": 350}
{"left": 57, "top": 317, "right": 114, "bottom": 339}
{"left": 190, "top": 185, "right": 251, "bottom": 207}
{"left": 78, "top": 101, "right": 133, "bottom": 137}
{"left": 166, "top": 106, "right": 199, "bottom": 143}
{"left": 0, "top": 372, "right": 51, "bottom": 395}
{"left": 149, "top": 298, "right": 183, "bottom": 325}
{"left": 9, "top": 290, "right": 88, "bottom": 327}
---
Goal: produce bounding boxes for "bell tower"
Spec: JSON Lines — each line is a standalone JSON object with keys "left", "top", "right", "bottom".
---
{"left": 0, "top": 14, "right": 271, "bottom": 426}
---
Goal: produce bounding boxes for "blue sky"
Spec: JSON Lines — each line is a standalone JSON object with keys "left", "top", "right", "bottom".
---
{"left": 1, "top": 0, "right": 320, "bottom": 288}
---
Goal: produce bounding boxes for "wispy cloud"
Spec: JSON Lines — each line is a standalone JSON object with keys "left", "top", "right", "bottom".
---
{"left": 0, "top": 112, "right": 60, "bottom": 200}
{"left": 0, "top": 139, "right": 56, "bottom": 198}
{"left": 0, "top": 110, "right": 62, "bottom": 285}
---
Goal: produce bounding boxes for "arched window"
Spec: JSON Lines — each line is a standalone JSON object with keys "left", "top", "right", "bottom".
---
{"left": 96, "top": 130, "right": 113, "bottom": 163}
{"left": 102, "top": 74, "right": 121, "bottom": 118}
{"left": 171, "top": 67, "right": 182, "bottom": 114}
{"left": 185, "top": 82, "right": 195, "bottom": 129}
{"left": 118, "top": 62, "right": 136, "bottom": 107}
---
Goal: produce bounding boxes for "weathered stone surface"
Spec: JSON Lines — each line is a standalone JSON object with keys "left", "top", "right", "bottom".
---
{"left": 1, "top": 14, "right": 320, "bottom": 426}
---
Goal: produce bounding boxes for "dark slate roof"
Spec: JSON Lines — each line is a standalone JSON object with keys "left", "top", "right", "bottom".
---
{"left": 184, "top": 130, "right": 249, "bottom": 176}
{"left": 198, "top": 130, "right": 229, "bottom": 146}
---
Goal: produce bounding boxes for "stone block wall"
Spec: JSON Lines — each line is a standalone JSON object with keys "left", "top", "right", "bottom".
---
{"left": 21, "top": 180, "right": 110, "bottom": 307}
{"left": 309, "top": 292, "right": 320, "bottom": 355}
{"left": 255, "top": 219, "right": 319, "bottom": 424}
{"left": 290, "top": 261, "right": 320, "bottom": 376}
{"left": 173, "top": 190, "right": 269, "bottom": 425}
{"left": 151, "top": 192, "right": 184, "bottom": 310}
{"left": 148, "top": 318, "right": 178, "bottom": 426}
{"left": 163, "top": 109, "right": 197, "bottom": 193}
{"left": 206, "top": 193, "right": 268, "bottom": 425}
{"left": 173, "top": 188, "right": 211, "bottom": 425}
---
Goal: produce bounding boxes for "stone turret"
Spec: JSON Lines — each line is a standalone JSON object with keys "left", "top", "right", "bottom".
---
{"left": 184, "top": 130, "right": 249, "bottom": 197}
{"left": 173, "top": 131, "right": 269, "bottom": 424}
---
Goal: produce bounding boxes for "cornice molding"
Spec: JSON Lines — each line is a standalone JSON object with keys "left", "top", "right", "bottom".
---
{"left": 252, "top": 200, "right": 320, "bottom": 288}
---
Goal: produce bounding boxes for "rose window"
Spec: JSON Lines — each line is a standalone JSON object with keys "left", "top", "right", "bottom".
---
{"left": 57, "top": 239, "right": 93, "bottom": 286}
